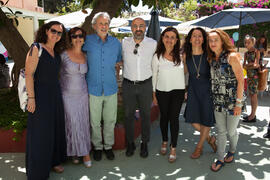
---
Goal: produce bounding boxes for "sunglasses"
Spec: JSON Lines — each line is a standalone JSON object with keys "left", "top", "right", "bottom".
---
{"left": 50, "top": 28, "right": 63, "bottom": 36}
{"left": 71, "top": 34, "right": 84, "bottom": 39}
{"left": 133, "top": 43, "right": 140, "bottom": 55}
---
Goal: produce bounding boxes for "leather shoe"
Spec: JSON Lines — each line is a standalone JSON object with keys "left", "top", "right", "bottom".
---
{"left": 93, "top": 150, "right": 102, "bottom": 161}
{"left": 140, "top": 142, "right": 148, "bottom": 158}
{"left": 243, "top": 116, "right": 256, "bottom": 123}
{"left": 126, "top": 142, "right": 136, "bottom": 157}
{"left": 263, "top": 132, "right": 270, "bottom": 138}
{"left": 104, "top": 149, "right": 115, "bottom": 160}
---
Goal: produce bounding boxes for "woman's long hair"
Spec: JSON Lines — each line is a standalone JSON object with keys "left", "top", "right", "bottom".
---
{"left": 256, "top": 34, "right": 268, "bottom": 50}
{"left": 155, "top": 26, "right": 181, "bottom": 65}
{"left": 35, "top": 21, "right": 66, "bottom": 54}
{"left": 207, "top": 29, "right": 236, "bottom": 63}
{"left": 183, "top": 27, "right": 207, "bottom": 60}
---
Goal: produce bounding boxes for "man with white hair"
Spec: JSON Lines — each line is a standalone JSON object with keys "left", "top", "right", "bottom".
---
{"left": 83, "top": 12, "right": 122, "bottom": 161}
{"left": 122, "top": 17, "right": 157, "bottom": 158}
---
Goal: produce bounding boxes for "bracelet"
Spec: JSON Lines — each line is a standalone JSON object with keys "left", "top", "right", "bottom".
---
{"left": 235, "top": 103, "right": 242, "bottom": 108}
{"left": 28, "top": 97, "right": 35, "bottom": 99}
{"left": 236, "top": 98, "right": 242, "bottom": 103}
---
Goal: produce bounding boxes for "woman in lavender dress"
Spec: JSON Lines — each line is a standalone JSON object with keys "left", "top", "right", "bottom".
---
{"left": 60, "top": 27, "right": 91, "bottom": 167}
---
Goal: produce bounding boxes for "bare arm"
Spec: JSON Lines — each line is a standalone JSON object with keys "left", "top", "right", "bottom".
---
{"left": 229, "top": 52, "right": 244, "bottom": 116}
{"left": 245, "top": 50, "right": 260, "bottom": 69}
{"left": 25, "top": 46, "right": 39, "bottom": 113}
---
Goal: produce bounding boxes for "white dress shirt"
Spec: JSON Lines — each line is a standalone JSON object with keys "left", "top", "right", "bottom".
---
{"left": 122, "top": 36, "right": 157, "bottom": 81}
{"left": 152, "top": 54, "right": 185, "bottom": 92}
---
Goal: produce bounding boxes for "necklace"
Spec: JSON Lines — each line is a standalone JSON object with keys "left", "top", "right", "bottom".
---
{"left": 192, "top": 54, "right": 202, "bottom": 79}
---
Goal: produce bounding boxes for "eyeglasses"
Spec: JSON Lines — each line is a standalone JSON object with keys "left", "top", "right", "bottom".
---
{"left": 50, "top": 28, "right": 63, "bottom": 36}
{"left": 71, "top": 34, "right": 84, "bottom": 39}
{"left": 133, "top": 43, "right": 140, "bottom": 55}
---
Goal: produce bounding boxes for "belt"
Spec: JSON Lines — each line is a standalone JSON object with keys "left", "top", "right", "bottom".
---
{"left": 124, "top": 77, "right": 152, "bottom": 85}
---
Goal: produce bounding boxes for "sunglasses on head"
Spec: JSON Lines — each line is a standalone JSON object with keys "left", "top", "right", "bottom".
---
{"left": 133, "top": 43, "right": 140, "bottom": 55}
{"left": 50, "top": 28, "right": 63, "bottom": 36}
{"left": 71, "top": 34, "right": 84, "bottom": 39}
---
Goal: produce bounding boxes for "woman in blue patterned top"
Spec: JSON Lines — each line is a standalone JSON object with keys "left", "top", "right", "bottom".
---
{"left": 207, "top": 29, "right": 244, "bottom": 172}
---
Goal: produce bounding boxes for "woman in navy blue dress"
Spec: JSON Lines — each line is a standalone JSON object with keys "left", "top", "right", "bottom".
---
{"left": 25, "top": 21, "right": 67, "bottom": 180}
{"left": 183, "top": 28, "right": 216, "bottom": 159}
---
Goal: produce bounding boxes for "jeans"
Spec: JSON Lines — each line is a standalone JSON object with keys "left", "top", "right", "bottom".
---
{"left": 214, "top": 110, "right": 240, "bottom": 161}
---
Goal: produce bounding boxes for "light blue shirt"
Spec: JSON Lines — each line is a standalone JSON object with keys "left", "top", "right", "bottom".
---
{"left": 83, "top": 34, "right": 122, "bottom": 96}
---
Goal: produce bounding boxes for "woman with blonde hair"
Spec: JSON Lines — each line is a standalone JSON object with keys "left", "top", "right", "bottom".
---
{"left": 242, "top": 35, "right": 260, "bottom": 123}
{"left": 207, "top": 29, "right": 244, "bottom": 172}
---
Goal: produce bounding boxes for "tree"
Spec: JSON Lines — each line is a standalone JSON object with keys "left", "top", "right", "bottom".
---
{"left": 162, "top": 0, "right": 198, "bottom": 22}
{"left": 0, "top": 0, "right": 184, "bottom": 88}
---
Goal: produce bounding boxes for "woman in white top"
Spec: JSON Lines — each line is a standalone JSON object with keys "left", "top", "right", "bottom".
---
{"left": 152, "top": 27, "right": 185, "bottom": 163}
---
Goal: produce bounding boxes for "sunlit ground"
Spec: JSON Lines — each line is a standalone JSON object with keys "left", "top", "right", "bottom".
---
{"left": 1, "top": 83, "right": 270, "bottom": 179}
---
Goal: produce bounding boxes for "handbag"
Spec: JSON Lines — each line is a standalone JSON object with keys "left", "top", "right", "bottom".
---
{"left": 258, "top": 68, "right": 268, "bottom": 91}
{"left": 18, "top": 68, "right": 27, "bottom": 111}
{"left": 18, "top": 43, "right": 42, "bottom": 112}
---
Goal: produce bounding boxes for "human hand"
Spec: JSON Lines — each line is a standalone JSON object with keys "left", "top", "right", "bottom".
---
{"left": 27, "top": 98, "right": 36, "bottom": 113}
{"left": 184, "top": 92, "right": 188, "bottom": 100}
{"left": 153, "top": 97, "right": 158, "bottom": 106}
{"left": 233, "top": 106, "right": 241, "bottom": 116}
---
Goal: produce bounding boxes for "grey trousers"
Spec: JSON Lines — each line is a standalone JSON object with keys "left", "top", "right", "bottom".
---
{"left": 122, "top": 78, "right": 152, "bottom": 143}
{"left": 214, "top": 110, "right": 241, "bottom": 161}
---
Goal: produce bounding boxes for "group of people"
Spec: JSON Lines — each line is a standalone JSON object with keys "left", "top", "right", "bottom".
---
{"left": 25, "top": 10, "right": 265, "bottom": 179}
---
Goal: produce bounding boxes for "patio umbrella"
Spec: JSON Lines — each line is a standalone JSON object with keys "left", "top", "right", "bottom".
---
{"left": 175, "top": 16, "right": 238, "bottom": 35}
{"left": 192, "top": 7, "right": 270, "bottom": 49}
{"left": 146, "top": 9, "right": 161, "bottom": 41}
{"left": 45, "top": 8, "right": 128, "bottom": 29}
{"left": 193, "top": 7, "right": 270, "bottom": 28}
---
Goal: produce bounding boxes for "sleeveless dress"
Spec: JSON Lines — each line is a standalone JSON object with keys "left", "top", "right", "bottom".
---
{"left": 185, "top": 53, "right": 215, "bottom": 127}
{"left": 60, "top": 51, "right": 91, "bottom": 157}
{"left": 26, "top": 45, "right": 66, "bottom": 180}
{"left": 244, "top": 50, "right": 259, "bottom": 94}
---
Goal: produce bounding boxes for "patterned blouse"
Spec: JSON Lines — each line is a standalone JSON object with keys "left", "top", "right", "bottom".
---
{"left": 210, "top": 51, "right": 237, "bottom": 113}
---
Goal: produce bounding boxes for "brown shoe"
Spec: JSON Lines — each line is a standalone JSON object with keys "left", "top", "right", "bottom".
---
{"left": 208, "top": 136, "right": 217, "bottom": 153}
{"left": 53, "top": 165, "right": 64, "bottom": 173}
{"left": 190, "top": 146, "right": 203, "bottom": 159}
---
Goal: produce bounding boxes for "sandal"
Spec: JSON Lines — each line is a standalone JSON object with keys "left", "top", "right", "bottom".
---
{"left": 72, "top": 157, "right": 80, "bottom": 164}
{"left": 83, "top": 155, "right": 92, "bottom": 168}
{"left": 190, "top": 146, "right": 203, "bottom": 159}
{"left": 208, "top": 136, "right": 217, "bottom": 153}
{"left": 224, "top": 151, "right": 235, "bottom": 163}
{"left": 211, "top": 160, "right": 224, "bottom": 172}
{"left": 53, "top": 165, "right": 64, "bottom": 173}
{"left": 168, "top": 147, "right": 176, "bottom": 163}
{"left": 160, "top": 142, "right": 168, "bottom": 155}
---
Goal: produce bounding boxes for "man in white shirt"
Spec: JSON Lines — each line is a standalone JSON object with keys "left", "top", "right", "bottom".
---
{"left": 122, "top": 17, "right": 157, "bottom": 158}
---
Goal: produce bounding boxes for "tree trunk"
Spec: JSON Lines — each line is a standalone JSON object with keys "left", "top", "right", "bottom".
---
{"left": 0, "top": 8, "right": 29, "bottom": 88}
{"left": 81, "top": 0, "right": 123, "bottom": 34}
{"left": 0, "top": 0, "right": 122, "bottom": 87}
